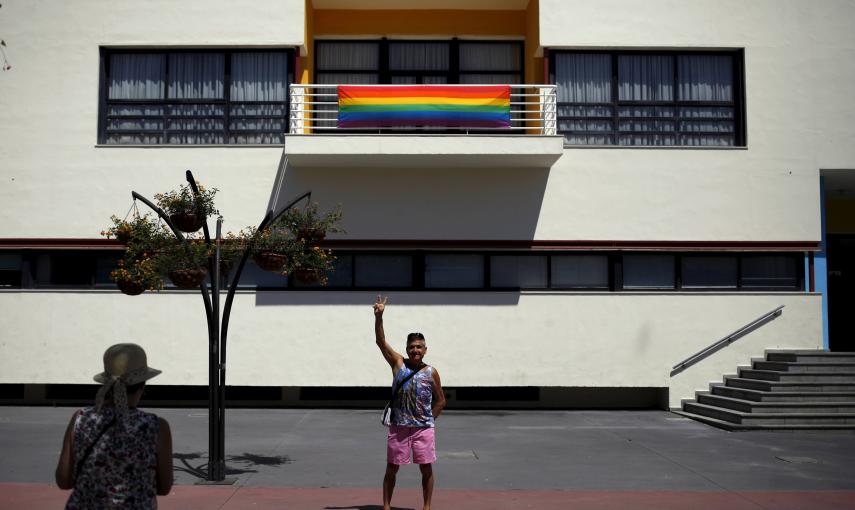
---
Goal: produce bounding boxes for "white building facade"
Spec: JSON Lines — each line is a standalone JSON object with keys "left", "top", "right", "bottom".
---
{"left": 1, "top": 0, "right": 853, "bottom": 409}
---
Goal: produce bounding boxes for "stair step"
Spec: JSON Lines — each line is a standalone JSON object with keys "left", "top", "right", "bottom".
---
{"left": 738, "top": 368, "right": 855, "bottom": 382}
{"left": 724, "top": 376, "right": 855, "bottom": 392}
{"left": 683, "top": 401, "right": 855, "bottom": 425}
{"left": 671, "top": 409, "right": 855, "bottom": 432}
{"left": 753, "top": 361, "right": 855, "bottom": 373}
{"left": 766, "top": 351, "right": 855, "bottom": 363}
{"left": 711, "top": 384, "right": 855, "bottom": 402}
{"left": 697, "top": 392, "right": 855, "bottom": 413}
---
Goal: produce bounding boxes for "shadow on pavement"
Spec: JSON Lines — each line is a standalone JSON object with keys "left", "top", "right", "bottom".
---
{"left": 173, "top": 451, "right": 293, "bottom": 480}
{"left": 325, "top": 506, "right": 414, "bottom": 510}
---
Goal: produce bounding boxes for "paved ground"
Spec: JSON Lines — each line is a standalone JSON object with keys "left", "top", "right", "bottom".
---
{"left": 2, "top": 407, "right": 855, "bottom": 509}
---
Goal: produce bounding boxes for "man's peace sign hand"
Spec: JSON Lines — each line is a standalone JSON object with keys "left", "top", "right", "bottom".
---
{"left": 373, "top": 295, "right": 388, "bottom": 317}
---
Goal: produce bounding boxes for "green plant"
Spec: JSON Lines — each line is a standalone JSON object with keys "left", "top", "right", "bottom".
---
{"left": 245, "top": 226, "right": 297, "bottom": 256}
{"left": 154, "top": 182, "right": 219, "bottom": 218}
{"left": 153, "top": 236, "right": 212, "bottom": 273}
{"left": 101, "top": 214, "right": 162, "bottom": 244}
{"left": 276, "top": 202, "right": 344, "bottom": 241}
{"left": 110, "top": 256, "right": 163, "bottom": 292}
{"left": 288, "top": 242, "right": 336, "bottom": 285}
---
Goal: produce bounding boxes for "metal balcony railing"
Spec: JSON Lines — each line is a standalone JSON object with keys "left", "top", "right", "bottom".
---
{"left": 289, "top": 84, "right": 557, "bottom": 136}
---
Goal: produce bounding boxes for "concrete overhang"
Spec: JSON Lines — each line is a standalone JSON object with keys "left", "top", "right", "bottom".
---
{"left": 283, "top": 134, "right": 564, "bottom": 169}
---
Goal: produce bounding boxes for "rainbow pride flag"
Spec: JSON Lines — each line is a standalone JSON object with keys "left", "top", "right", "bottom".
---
{"left": 338, "top": 85, "right": 511, "bottom": 128}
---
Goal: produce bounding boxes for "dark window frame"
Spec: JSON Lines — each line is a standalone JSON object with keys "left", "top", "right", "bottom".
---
{"left": 548, "top": 49, "right": 746, "bottom": 147}
{"left": 98, "top": 47, "right": 296, "bottom": 145}
{"left": 0, "top": 249, "right": 803, "bottom": 293}
{"left": 314, "top": 38, "right": 525, "bottom": 86}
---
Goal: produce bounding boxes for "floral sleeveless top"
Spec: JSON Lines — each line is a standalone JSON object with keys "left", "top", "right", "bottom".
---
{"left": 391, "top": 364, "right": 434, "bottom": 428}
{"left": 66, "top": 407, "right": 160, "bottom": 510}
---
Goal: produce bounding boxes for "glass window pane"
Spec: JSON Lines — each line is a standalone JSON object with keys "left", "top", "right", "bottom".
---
{"left": 459, "top": 73, "right": 520, "bottom": 85}
{"left": 740, "top": 255, "right": 799, "bottom": 289}
{"left": 316, "top": 72, "right": 379, "bottom": 85}
{"left": 623, "top": 254, "right": 675, "bottom": 289}
{"left": 678, "top": 55, "right": 733, "bottom": 102}
{"left": 237, "top": 261, "right": 289, "bottom": 288}
{"left": 425, "top": 254, "right": 483, "bottom": 288}
{"left": 293, "top": 254, "right": 353, "bottom": 288}
{"left": 168, "top": 53, "right": 225, "bottom": 99}
{"left": 231, "top": 52, "right": 290, "bottom": 101}
{"left": 108, "top": 54, "right": 165, "bottom": 100}
{"left": 490, "top": 255, "right": 547, "bottom": 288}
{"left": 49, "top": 252, "right": 94, "bottom": 286}
{"left": 682, "top": 256, "right": 737, "bottom": 288}
{"left": 618, "top": 55, "right": 674, "bottom": 101}
{"left": 459, "top": 42, "right": 521, "bottom": 71}
{"left": 389, "top": 42, "right": 449, "bottom": 71}
{"left": 554, "top": 53, "right": 611, "bottom": 103}
{"left": 551, "top": 255, "right": 608, "bottom": 288}
{"left": 95, "top": 253, "right": 121, "bottom": 286}
{"left": 355, "top": 255, "right": 412, "bottom": 287}
{"left": 317, "top": 42, "right": 380, "bottom": 70}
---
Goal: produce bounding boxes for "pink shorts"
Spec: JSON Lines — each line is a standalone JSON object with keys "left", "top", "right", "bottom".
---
{"left": 387, "top": 425, "right": 436, "bottom": 465}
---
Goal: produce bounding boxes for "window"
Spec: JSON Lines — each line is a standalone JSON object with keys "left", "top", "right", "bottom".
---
{"left": 3, "top": 250, "right": 803, "bottom": 292}
{"left": 315, "top": 40, "right": 523, "bottom": 85}
{"left": 354, "top": 254, "right": 413, "bottom": 288}
{"left": 425, "top": 254, "right": 484, "bottom": 288}
{"left": 623, "top": 254, "right": 676, "bottom": 289}
{"left": 740, "top": 255, "right": 799, "bottom": 289}
{"left": 0, "top": 253, "right": 22, "bottom": 288}
{"left": 682, "top": 256, "right": 738, "bottom": 289}
{"left": 551, "top": 255, "right": 608, "bottom": 289}
{"left": 100, "top": 49, "right": 293, "bottom": 145}
{"left": 490, "top": 255, "right": 548, "bottom": 289}
{"left": 550, "top": 50, "right": 743, "bottom": 146}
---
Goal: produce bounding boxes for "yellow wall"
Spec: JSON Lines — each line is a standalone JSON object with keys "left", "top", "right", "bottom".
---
{"left": 525, "top": 0, "right": 542, "bottom": 84}
{"left": 313, "top": 9, "right": 526, "bottom": 37}
{"left": 303, "top": 6, "right": 544, "bottom": 84}
{"left": 301, "top": 0, "right": 314, "bottom": 84}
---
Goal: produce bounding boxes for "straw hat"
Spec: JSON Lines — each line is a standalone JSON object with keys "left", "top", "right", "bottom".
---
{"left": 93, "top": 343, "right": 161, "bottom": 416}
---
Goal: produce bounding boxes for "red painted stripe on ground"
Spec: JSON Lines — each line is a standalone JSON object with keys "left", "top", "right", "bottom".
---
{"left": 4, "top": 484, "right": 855, "bottom": 510}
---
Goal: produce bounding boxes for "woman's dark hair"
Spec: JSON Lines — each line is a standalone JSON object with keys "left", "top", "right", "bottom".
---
{"left": 126, "top": 381, "right": 145, "bottom": 394}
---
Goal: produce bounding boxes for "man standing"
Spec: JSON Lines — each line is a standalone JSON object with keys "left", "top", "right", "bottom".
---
{"left": 374, "top": 295, "right": 445, "bottom": 510}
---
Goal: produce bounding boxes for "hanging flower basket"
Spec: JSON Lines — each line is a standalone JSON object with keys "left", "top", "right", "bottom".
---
{"left": 168, "top": 268, "right": 208, "bottom": 289}
{"left": 115, "top": 227, "right": 133, "bottom": 244}
{"left": 294, "top": 268, "right": 322, "bottom": 284}
{"left": 116, "top": 279, "right": 145, "bottom": 296}
{"left": 170, "top": 212, "right": 204, "bottom": 233}
{"left": 297, "top": 227, "right": 326, "bottom": 244}
{"left": 252, "top": 251, "right": 288, "bottom": 272}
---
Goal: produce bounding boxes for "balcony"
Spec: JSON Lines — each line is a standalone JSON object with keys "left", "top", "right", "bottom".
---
{"left": 283, "top": 84, "right": 564, "bottom": 169}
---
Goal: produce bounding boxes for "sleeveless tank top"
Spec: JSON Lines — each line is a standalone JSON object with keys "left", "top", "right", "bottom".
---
{"left": 390, "top": 364, "right": 434, "bottom": 428}
{"left": 65, "top": 406, "right": 160, "bottom": 510}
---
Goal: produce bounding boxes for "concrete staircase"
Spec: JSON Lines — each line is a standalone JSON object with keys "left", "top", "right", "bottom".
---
{"left": 675, "top": 350, "right": 855, "bottom": 431}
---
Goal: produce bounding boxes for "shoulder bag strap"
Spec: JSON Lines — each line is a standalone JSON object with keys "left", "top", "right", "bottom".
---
{"left": 74, "top": 415, "right": 117, "bottom": 480}
{"left": 387, "top": 365, "right": 429, "bottom": 406}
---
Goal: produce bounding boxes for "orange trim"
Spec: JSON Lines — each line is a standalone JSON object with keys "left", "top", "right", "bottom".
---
{"left": 313, "top": 9, "right": 525, "bottom": 37}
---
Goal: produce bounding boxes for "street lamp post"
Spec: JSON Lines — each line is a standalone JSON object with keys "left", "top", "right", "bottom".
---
{"left": 131, "top": 169, "right": 310, "bottom": 482}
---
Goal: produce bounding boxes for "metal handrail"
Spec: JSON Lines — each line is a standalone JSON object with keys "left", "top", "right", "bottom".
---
{"left": 289, "top": 83, "right": 557, "bottom": 135}
{"left": 670, "top": 305, "right": 785, "bottom": 376}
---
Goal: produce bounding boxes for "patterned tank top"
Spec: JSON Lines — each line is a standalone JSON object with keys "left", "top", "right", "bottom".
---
{"left": 65, "top": 406, "right": 160, "bottom": 510}
{"left": 390, "top": 364, "right": 434, "bottom": 428}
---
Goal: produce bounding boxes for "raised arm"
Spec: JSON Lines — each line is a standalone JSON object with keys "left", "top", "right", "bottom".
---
{"left": 374, "top": 295, "right": 403, "bottom": 372}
